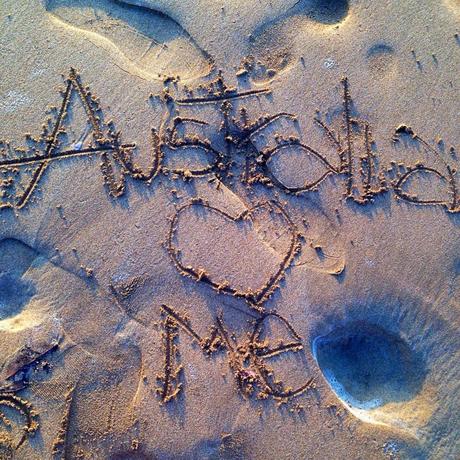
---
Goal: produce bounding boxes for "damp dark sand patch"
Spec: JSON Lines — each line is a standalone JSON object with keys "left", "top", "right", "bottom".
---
{"left": 312, "top": 321, "right": 426, "bottom": 410}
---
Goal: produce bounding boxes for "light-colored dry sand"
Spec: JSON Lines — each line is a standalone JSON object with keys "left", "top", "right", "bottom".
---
{"left": 0, "top": 0, "right": 459, "bottom": 458}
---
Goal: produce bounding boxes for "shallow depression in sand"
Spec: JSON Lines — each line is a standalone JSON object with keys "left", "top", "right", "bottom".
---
{"left": 0, "top": 272, "right": 36, "bottom": 320}
{"left": 366, "top": 42, "right": 396, "bottom": 77}
{"left": 312, "top": 321, "right": 426, "bottom": 410}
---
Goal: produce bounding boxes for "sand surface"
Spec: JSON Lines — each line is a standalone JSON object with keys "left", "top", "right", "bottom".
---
{"left": 0, "top": 0, "right": 459, "bottom": 458}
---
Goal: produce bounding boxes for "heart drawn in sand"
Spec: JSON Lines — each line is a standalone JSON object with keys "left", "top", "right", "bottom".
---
{"left": 167, "top": 199, "right": 300, "bottom": 309}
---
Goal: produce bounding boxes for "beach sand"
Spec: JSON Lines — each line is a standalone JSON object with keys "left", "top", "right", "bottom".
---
{"left": 0, "top": 0, "right": 459, "bottom": 458}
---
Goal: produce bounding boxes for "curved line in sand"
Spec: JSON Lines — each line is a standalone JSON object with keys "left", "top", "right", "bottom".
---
{"left": 167, "top": 200, "right": 300, "bottom": 309}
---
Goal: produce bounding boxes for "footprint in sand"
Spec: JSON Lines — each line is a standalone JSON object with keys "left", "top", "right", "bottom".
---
{"left": 44, "top": 0, "right": 213, "bottom": 81}
{"left": 244, "top": 0, "right": 350, "bottom": 83}
{"left": 365, "top": 42, "right": 397, "bottom": 78}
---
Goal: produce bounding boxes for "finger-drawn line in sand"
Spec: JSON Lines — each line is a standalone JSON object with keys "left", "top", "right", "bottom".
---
{"left": 159, "top": 305, "right": 313, "bottom": 403}
{"left": 250, "top": 77, "right": 387, "bottom": 201}
{"left": 175, "top": 87, "right": 270, "bottom": 105}
{"left": 235, "top": 109, "right": 337, "bottom": 190}
{"left": 314, "top": 78, "right": 388, "bottom": 203}
{"left": 167, "top": 199, "right": 301, "bottom": 312}
{"left": 0, "top": 338, "right": 61, "bottom": 451}
{"left": 156, "top": 312, "right": 183, "bottom": 403}
{"left": 258, "top": 141, "right": 340, "bottom": 193}
{"left": 52, "top": 386, "right": 75, "bottom": 460}
{"left": 0, "top": 69, "right": 160, "bottom": 209}
{"left": 0, "top": 392, "right": 38, "bottom": 450}
{"left": 45, "top": 0, "right": 213, "bottom": 81}
{"left": 1, "top": 69, "right": 458, "bottom": 214}
{"left": 166, "top": 72, "right": 275, "bottom": 183}
{"left": 161, "top": 116, "right": 226, "bottom": 179}
{"left": 392, "top": 125, "right": 459, "bottom": 213}
{"left": 230, "top": 77, "right": 388, "bottom": 203}
{"left": 245, "top": 313, "right": 314, "bottom": 399}
{"left": 160, "top": 304, "right": 221, "bottom": 355}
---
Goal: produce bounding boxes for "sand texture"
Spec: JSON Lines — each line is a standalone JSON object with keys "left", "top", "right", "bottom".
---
{"left": 0, "top": 0, "right": 459, "bottom": 458}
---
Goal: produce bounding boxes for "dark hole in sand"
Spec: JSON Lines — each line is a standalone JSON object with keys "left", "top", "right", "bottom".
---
{"left": 0, "top": 272, "right": 36, "bottom": 320}
{"left": 312, "top": 321, "right": 426, "bottom": 409}
{"left": 308, "top": 0, "right": 349, "bottom": 24}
